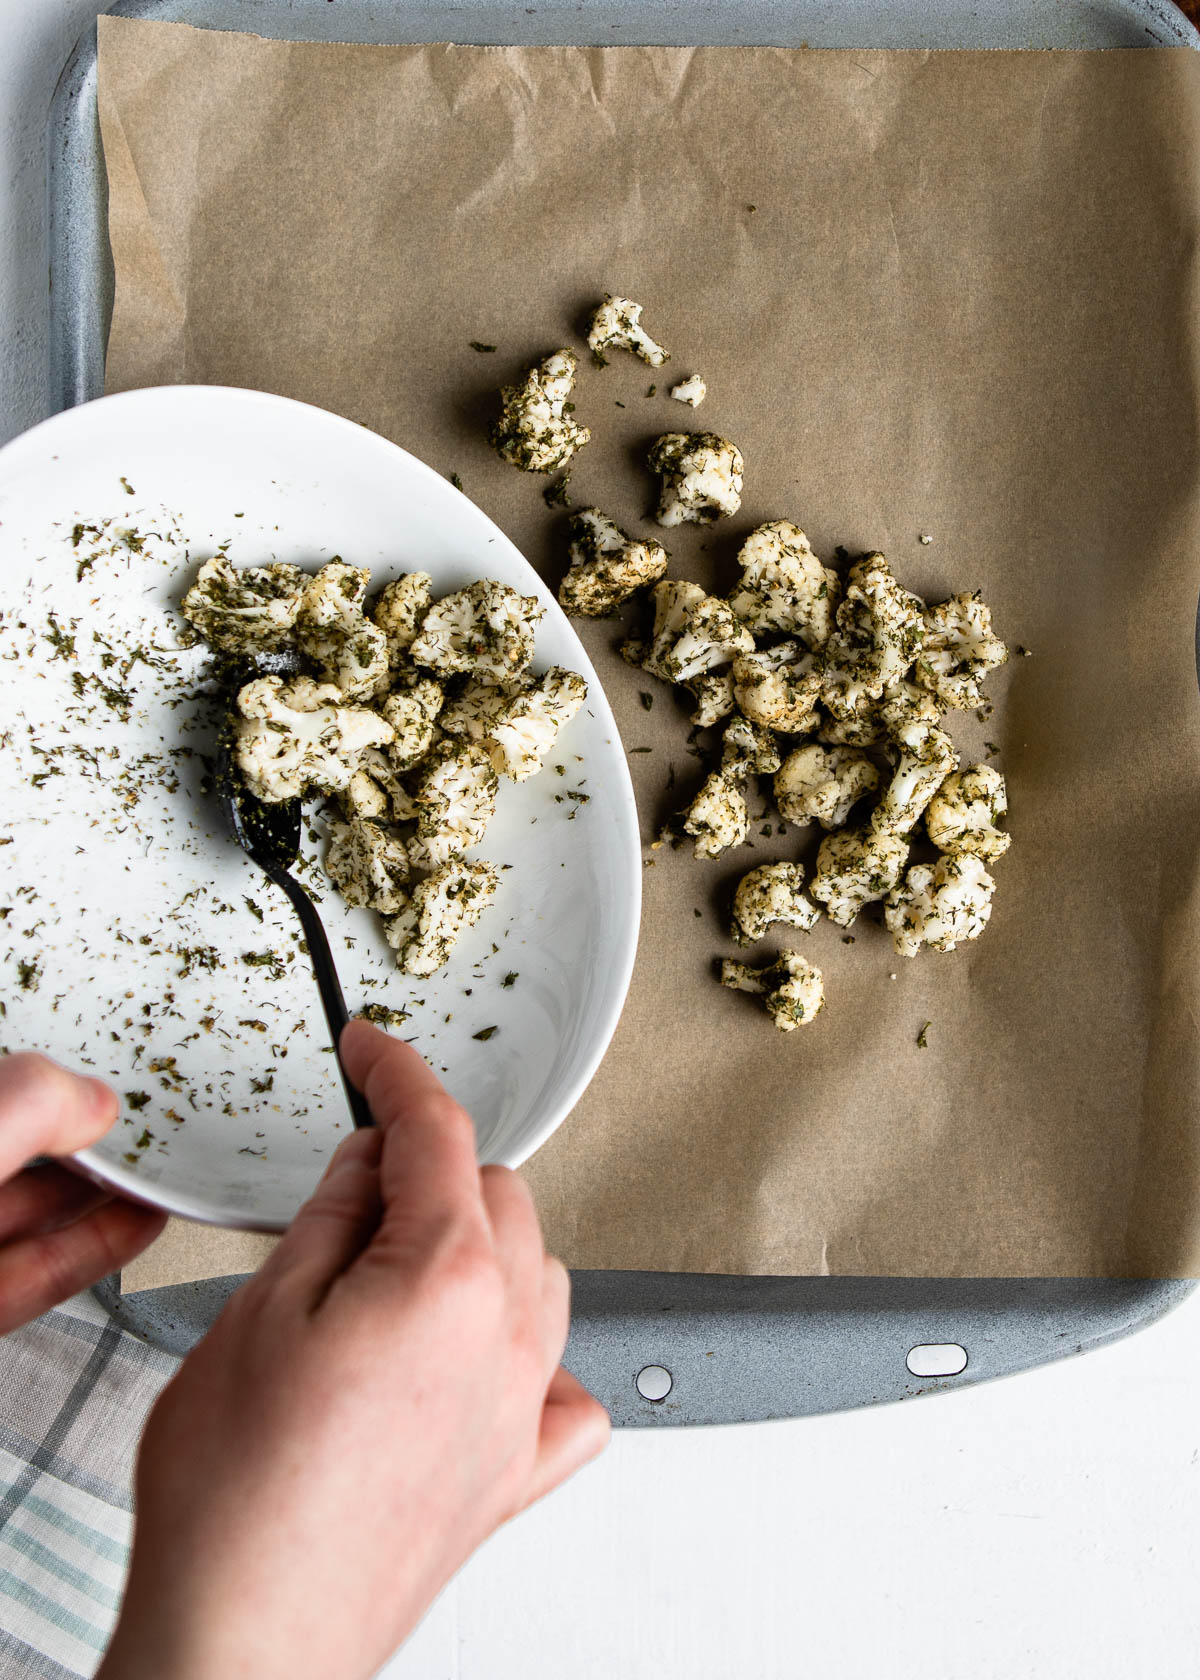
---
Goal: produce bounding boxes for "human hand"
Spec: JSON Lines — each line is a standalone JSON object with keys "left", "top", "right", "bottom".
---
{"left": 0, "top": 1053, "right": 167, "bottom": 1333}
{"left": 99, "top": 1021, "right": 610, "bottom": 1680}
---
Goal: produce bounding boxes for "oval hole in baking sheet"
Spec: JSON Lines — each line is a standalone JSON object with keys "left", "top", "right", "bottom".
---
{"left": 906, "top": 1343, "right": 968, "bottom": 1378}
{"left": 635, "top": 1365, "right": 673, "bottom": 1401}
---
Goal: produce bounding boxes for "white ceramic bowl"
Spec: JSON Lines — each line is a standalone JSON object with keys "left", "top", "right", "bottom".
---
{"left": 0, "top": 387, "right": 640, "bottom": 1229}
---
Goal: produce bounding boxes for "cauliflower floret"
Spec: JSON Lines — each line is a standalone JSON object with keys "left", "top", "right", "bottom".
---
{"left": 338, "top": 766, "right": 389, "bottom": 821}
{"left": 558, "top": 508, "right": 669, "bottom": 618}
{"left": 409, "top": 580, "right": 543, "bottom": 683}
{"left": 720, "top": 951, "right": 825, "bottom": 1031}
{"left": 408, "top": 742, "right": 499, "bottom": 870}
{"left": 369, "top": 572, "right": 434, "bottom": 669}
{"left": 180, "top": 554, "right": 307, "bottom": 652}
{"left": 670, "top": 375, "right": 706, "bottom": 407}
{"left": 914, "top": 591, "right": 1008, "bottom": 710}
{"left": 877, "top": 678, "right": 943, "bottom": 741}
{"left": 820, "top": 552, "right": 925, "bottom": 722}
{"left": 815, "top": 707, "right": 886, "bottom": 749}
{"left": 379, "top": 677, "right": 444, "bottom": 772}
{"left": 925, "top": 765, "right": 1011, "bottom": 863}
{"left": 687, "top": 670, "right": 737, "bottom": 728}
{"left": 490, "top": 349, "right": 590, "bottom": 473}
{"left": 324, "top": 818, "right": 411, "bottom": 915}
{"left": 774, "top": 744, "right": 880, "bottom": 831}
{"left": 884, "top": 853, "right": 996, "bottom": 957}
{"left": 731, "top": 641, "right": 821, "bottom": 734}
{"left": 726, "top": 522, "right": 841, "bottom": 650}
{"left": 642, "top": 579, "right": 754, "bottom": 684}
{"left": 294, "top": 560, "right": 390, "bottom": 701}
{"left": 384, "top": 859, "right": 499, "bottom": 978}
{"left": 871, "top": 720, "right": 958, "bottom": 838}
{"left": 721, "top": 713, "right": 781, "bottom": 776}
{"left": 438, "top": 677, "right": 528, "bottom": 744}
{"left": 730, "top": 862, "right": 819, "bottom": 946}
{"left": 339, "top": 748, "right": 416, "bottom": 824}
{"left": 233, "top": 675, "right": 393, "bottom": 803}
{"left": 682, "top": 767, "right": 749, "bottom": 860}
{"left": 647, "top": 432, "right": 744, "bottom": 527}
{"left": 486, "top": 667, "right": 588, "bottom": 781}
{"left": 586, "top": 296, "right": 670, "bottom": 367}
{"left": 809, "top": 825, "right": 909, "bottom": 927}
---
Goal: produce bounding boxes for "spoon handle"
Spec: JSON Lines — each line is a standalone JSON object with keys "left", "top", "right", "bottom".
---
{"left": 268, "top": 868, "right": 375, "bottom": 1131}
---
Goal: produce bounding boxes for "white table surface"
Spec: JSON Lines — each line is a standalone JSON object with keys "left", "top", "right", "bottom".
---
{"left": 3, "top": 7, "right": 1199, "bottom": 1677}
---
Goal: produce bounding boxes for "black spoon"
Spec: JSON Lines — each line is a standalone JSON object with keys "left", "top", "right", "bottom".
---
{"left": 219, "top": 745, "right": 374, "bottom": 1131}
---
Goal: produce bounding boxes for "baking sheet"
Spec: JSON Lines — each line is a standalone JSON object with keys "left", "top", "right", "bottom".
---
{"left": 93, "top": 17, "right": 1200, "bottom": 1282}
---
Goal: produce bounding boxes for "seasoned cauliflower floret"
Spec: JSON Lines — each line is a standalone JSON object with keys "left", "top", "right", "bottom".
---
{"left": 925, "top": 764, "right": 1011, "bottom": 863}
{"left": 670, "top": 375, "right": 706, "bottom": 407}
{"left": 726, "top": 522, "right": 841, "bottom": 650}
{"left": 294, "top": 560, "right": 390, "bottom": 701}
{"left": 490, "top": 349, "right": 590, "bottom": 473}
{"left": 731, "top": 641, "right": 821, "bottom": 734}
{"left": 486, "top": 668, "right": 588, "bottom": 781}
{"left": 815, "top": 707, "right": 886, "bottom": 749}
{"left": 642, "top": 579, "right": 754, "bottom": 684}
{"left": 721, "top": 713, "right": 781, "bottom": 776}
{"left": 884, "top": 853, "right": 996, "bottom": 957}
{"left": 408, "top": 742, "right": 499, "bottom": 870}
{"left": 438, "top": 678, "right": 527, "bottom": 744}
{"left": 369, "top": 572, "right": 434, "bottom": 668}
{"left": 810, "top": 825, "right": 909, "bottom": 927}
{"left": 338, "top": 766, "right": 389, "bottom": 821}
{"left": 914, "top": 592, "right": 1008, "bottom": 710}
{"left": 325, "top": 818, "right": 411, "bottom": 915}
{"left": 409, "top": 580, "right": 543, "bottom": 684}
{"left": 558, "top": 508, "right": 668, "bottom": 618}
{"left": 821, "top": 552, "right": 925, "bottom": 722}
{"left": 774, "top": 744, "right": 880, "bottom": 831}
{"left": 877, "top": 677, "right": 944, "bottom": 741}
{"left": 720, "top": 951, "right": 825, "bottom": 1031}
{"left": 870, "top": 720, "right": 958, "bottom": 838}
{"left": 730, "top": 862, "right": 819, "bottom": 946}
{"left": 586, "top": 296, "right": 669, "bottom": 367}
{"left": 647, "top": 432, "right": 744, "bottom": 527}
{"left": 339, "top": 748, "right": 416, "bottom": 824}
{"left": 233, "top": 675, "right": 393, "bottom": 803}
{"left": 384, "top": 859, "right": 499, "bottom": 978}
{"left": 180, "top": 554, "right": 307, "bottom": 652}
{"left": 687, "top": 669, "right": 737, "bottom": 728}
{"left": 682, "top": 766, "right": 749, "bottom": 860}
{"left": 378, "top": 677, "right": 444, "bottom": 772}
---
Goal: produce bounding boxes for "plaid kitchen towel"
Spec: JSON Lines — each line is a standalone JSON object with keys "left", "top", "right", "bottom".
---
{"left": 0, "top": 1294, "right": 175, "bottom": 1679}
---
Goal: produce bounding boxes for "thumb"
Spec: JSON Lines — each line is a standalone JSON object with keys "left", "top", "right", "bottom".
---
{"left": 255, "top": 1125, "right": 384, "bottom": 1308}
{"left": 0, "top": 1054, "right": 118, "bottom": 1182}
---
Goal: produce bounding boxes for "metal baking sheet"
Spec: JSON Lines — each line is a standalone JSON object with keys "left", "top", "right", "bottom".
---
{"left": 50, "top": 0, "right": 1200, "bottom": 1425}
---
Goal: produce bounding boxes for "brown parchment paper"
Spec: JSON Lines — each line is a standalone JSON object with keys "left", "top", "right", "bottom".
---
{"left": 97, "top": 17, "right": 1200, "bottom": 1291}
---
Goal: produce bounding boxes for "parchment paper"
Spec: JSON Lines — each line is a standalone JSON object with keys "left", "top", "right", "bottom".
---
{"left": 96, "top": 17, "right": 1200, "bottom": 1289}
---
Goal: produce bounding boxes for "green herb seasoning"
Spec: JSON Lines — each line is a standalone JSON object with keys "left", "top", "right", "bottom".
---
{"left": 360, "top": 1004, "right": 411, "bottom": 1030}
